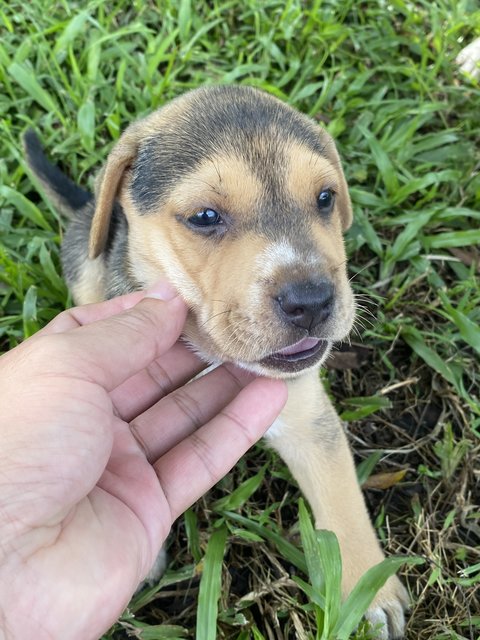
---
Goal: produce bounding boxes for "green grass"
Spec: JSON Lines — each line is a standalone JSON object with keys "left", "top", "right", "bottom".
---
{"left": 1, "top": 1, "right": 479, "bottom": 638}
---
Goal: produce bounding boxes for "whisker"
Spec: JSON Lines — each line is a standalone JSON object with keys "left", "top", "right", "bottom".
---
{"left": 333, "top": 258, "right": 348, "bottom": 272}
{"left": 209, "top": 157, "right": 222, "bottom": 184}
{"left": 351, "top": 325, "right": 364, "bottom": 342}
{"left": 199, "top": 309, "right": 231, "bottom": 329}
{"left": 348, "top": 262, "right": 375, "bottom": 282}
{"left": 182, "top": 175, "right": 222, "bottom": 195}
{"left": 352, "top": 317, "right": 374, "bottom": 337}
{"left": 356, "top": 312, "right": 377, "bottom": 324}
{"left": 220, "top": 318, "right": 255, "bottom": 356}
{"left": 354, "top": 294, "right": 378, "bottom": 304}
{"left": 355, "top": 304, "right": 377, "bottom": 321}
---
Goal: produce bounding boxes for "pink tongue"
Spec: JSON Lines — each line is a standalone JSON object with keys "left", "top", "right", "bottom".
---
{"left": 275, "top": 337, "right": 320, "bottom": 356}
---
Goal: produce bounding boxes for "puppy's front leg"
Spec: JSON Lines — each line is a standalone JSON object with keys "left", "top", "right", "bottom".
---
{"left": 265, "top": 372, "right": 408, "bottom": 639}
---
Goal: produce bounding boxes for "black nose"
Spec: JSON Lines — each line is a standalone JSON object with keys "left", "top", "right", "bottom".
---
{"left": 275, "top": 280, "right": 335, "bottom": 330}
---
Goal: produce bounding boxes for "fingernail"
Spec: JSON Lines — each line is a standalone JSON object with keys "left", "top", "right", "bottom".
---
{"left": 144, "top": 279, "right": 179, "bottom": 301}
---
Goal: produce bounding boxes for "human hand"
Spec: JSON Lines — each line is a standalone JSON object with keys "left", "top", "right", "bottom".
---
{"left": 0, "top": 281, "right": 287, "bottom": 640}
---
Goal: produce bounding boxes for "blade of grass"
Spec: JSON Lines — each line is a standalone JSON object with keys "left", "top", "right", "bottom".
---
{"left": 0, "top": 186, "right": 53, "bottom": 231}
{"left": 423, "top": 230, "right": 480, "bottom": 249}
{"left": 223, "top": 511, "right": 307, "bottom": 573}
{"left": 316, "top": 529, "right": 342, "bottom": 636}
{"left": 196, "top": 526, "right": 227, "bottom": 640}
{"left": 340, "top": 396, "right": 391, "bottom": 422}
{"left": 298, "top": 499, "right": 327, "bottom": 609}
{"left": 54, "top": 11, "right": 90, "bottom": 61}
{"left": 356, "top": 451, "right": 384, "bottom": 486}
{"left": 22, "top": 285, "right": 38, "bottom": 338}
{"left": 77, "top": 98, "right": 96, "bottom": 151}
{"left": 333, "top": 556, "right": 424, "bottom": 640}
{"left": 437, "top": 291, "right": 480, "bottom": 356}
{"left": 212, "top": 467, "right": 265, "bottom": 512}
{"left": 356, "top": 123, "right": 399, "bottom": 194}
{"left": 7, "top": 62, "right": 63, "bottom": 120}
{"left": 184, "top": 508, "right": 202, "bottom": 564}
{"left": 401, "top": 326, "right": 462, "bottom": 391}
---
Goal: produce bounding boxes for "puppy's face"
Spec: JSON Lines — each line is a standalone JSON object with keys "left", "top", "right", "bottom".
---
{"left": 92, "top": 87, "right": 355, "bottom": 377}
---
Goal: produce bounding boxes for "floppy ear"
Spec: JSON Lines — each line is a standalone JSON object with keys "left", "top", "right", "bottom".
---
{"left": 88, "top": 124, "right": 142, "bottom": 259}
{"left": 318, "top": 130, "right": 353, "bottom": 231}
{"left": 333, "top": 153, "right": 353, "bottom": 232}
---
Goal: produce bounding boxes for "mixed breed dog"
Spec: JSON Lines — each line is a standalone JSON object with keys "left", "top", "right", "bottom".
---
{"left": 26, "top": 85, "right": 409, "bottom": 639}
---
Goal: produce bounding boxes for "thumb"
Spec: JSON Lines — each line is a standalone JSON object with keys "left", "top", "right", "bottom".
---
{"left": 39, "top": 283, "right": 188, "bottom": 390}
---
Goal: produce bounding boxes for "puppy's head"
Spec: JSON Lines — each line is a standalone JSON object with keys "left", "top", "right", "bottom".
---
{"left": 90, "top": 86, "right": 355, "bottom": 378}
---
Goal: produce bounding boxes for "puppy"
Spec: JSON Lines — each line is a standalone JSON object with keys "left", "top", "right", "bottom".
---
{"left": 24, "top": 85, "right": 408, "bottom": 638}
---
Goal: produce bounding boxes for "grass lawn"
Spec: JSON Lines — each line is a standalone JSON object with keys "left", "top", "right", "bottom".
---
{"left": 1, "top": 1, "right": 479, "bottom": 638}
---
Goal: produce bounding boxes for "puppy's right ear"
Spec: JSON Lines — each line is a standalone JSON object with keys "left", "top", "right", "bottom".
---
{"left": 89, "top": 124, "right": 143, "bottom": 259}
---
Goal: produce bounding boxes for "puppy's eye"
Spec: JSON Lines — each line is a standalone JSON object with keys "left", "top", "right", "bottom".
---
{"left": 188, "top": 208, "right": 223, "bottom": 227}
{"left": 317, "top": 189, "right": 335, "bottom": 214}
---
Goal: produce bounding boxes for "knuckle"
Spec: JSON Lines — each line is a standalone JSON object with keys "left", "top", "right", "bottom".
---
{"left": 189, "top": 432, "right": 218, "bottom": 484}
{"left": 130, "top": 420, "right": 151, "bottom": 461}
{"left": 145, "top": 359, "right": 175, "bottom": 397}
{"left": 219, "top": 408, "right": 253, "bottom": 445}
{"left": 172, "top": 390, "right": 205, "bottom": 430}
{"left": 222, "top": 365, "right": 250, "bottom": 391}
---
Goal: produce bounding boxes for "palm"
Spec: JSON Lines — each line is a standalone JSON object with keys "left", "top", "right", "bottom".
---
{"left": 0, "top": 294, "right": 287, "bottom": 640}
{"left": 0, "top": 382, "right": 166, "bottom": 638}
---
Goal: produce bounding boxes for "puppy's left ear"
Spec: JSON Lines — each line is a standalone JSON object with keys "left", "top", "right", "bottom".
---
{"left": 334, "top": 156, "right": 353, "bottom": 232}
{"left": 320, "top": 131, "right": 353, "bottom": 231}
{"left": 88, "top": 122, "right": 143, "bottom": 259}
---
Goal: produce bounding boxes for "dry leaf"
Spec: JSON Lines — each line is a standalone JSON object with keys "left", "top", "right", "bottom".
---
{"left": 448, "top": 247, "right": 480, "bottom": 272}
{"left": 326, "top": 343, "right": 372, "bottom": 370}
{"left": 362, "top": 468, "right": 408, "bottom": 490}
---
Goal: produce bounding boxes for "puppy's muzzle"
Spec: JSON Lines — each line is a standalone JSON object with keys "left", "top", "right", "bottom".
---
{"left": 275, "top": 280, "right": 335, "bottom": 331}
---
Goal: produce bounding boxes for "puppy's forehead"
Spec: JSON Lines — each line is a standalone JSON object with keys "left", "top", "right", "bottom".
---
{"left": 130, "top": 86, "right": 334, "bottom": 212}
{"left": 167, "top": 154, "right": 263, "bottom": 217}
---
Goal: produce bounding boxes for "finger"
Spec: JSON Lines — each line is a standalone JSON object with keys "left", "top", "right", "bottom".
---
{"left": 41, "top": 283, "right": 188, "bottom": 391}
{"left": 111, "top": 341, "right": 205, "bottom": 422}
{"left": 36, "top": 279, "right": 179, "bottom": 337}
{"left": 153, "top": 377, "right": 288, "bottom": 521}
{"left": 37, "top": 291, "right": 146, "bottom": 336}
{"left": 131, "top": 364, "right": 257, "bottom": 461}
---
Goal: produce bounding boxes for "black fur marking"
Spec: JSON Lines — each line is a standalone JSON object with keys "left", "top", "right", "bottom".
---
{"left": 23, "top": 130, "right": 138, "bottom": 299}
{"left": 131, "top": 86, "right": 329, "bottom": 214}
{"left": 61, "top": 200, "right": 131, "bottom": 297}
{"left": 23, "top": 129, "right": 92, "bottom": 212}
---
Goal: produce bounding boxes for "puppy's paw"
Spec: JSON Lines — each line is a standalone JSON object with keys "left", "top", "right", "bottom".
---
{"left": 145, "top": 546, "right": 168, "bottom": 584}
{"left": 135, "top": 546, "right": 168, "bottom": 593}
{"left": 364, "top": 575, "right": 409, "bottom": 639}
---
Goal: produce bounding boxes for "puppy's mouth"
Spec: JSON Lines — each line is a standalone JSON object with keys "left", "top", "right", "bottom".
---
{"left": 259, "top": 337, "right": 329, "bottom": 373}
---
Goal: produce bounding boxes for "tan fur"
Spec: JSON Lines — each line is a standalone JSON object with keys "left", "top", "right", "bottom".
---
{"left": 286, "top": 141, "right": 353, "bottom": 230}
{"left": 70, "top": 257, "right": 107, "bottom": 305}
{"left": 111, "top": 139, "right": 355, "bottom": 371}
{"left": 89, "top": 132, "right": 139, "bottom": 258}
{"left": 88, "top": 95, "right": 198, "bottom": 258}
{"left": 46, "top": 86, "right": 408, "bottom": 636}
{"left": 166, "top": 155, "right": 263, "bottom": 218}
{"left": 265, "top": 373, "right": 408, "bottom": 620}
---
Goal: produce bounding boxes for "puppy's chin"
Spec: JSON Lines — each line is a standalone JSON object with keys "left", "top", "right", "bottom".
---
{"left": 235, "top": 340, "right": 333, "bottom": 379}
{"left": 183, "top": 321, "right": 333, "bottom": 378}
